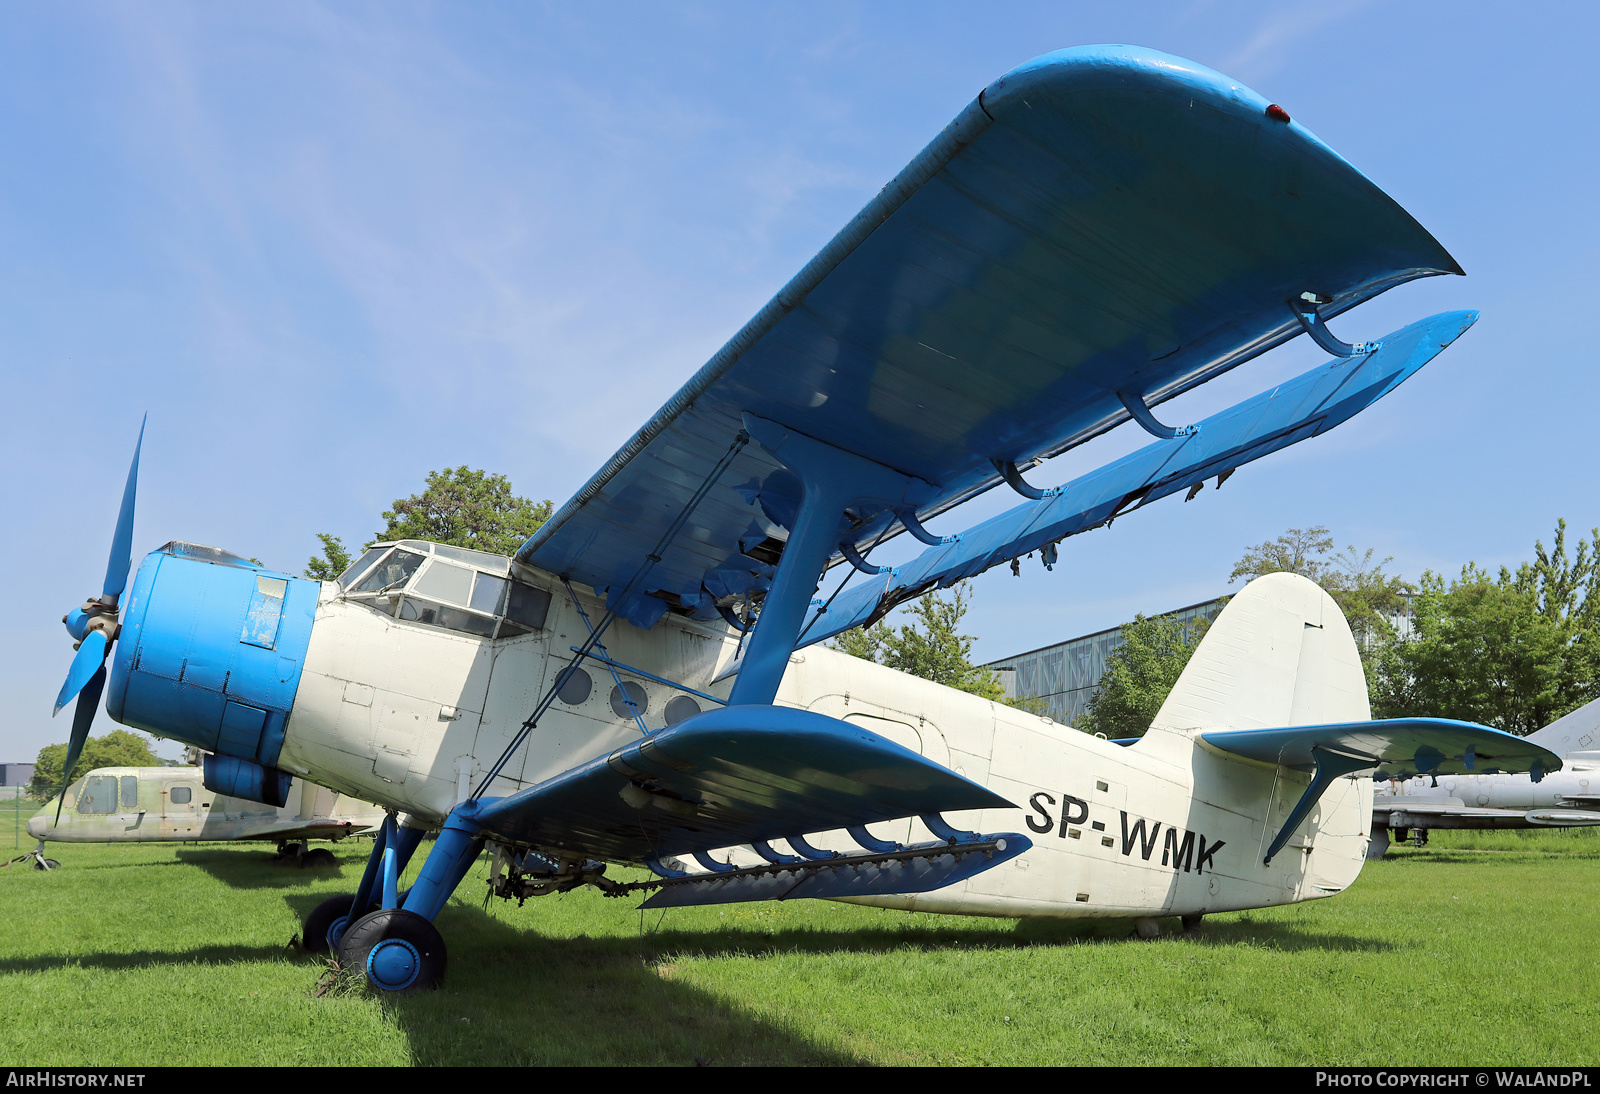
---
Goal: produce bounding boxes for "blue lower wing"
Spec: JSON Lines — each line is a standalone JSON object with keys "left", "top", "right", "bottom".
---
{"left": 473, "top": 705, "right": 1014, "bottom": 862}
{"left": 1200, "top": 717, "right": 1561, "bottom": 779}
{"left": 800, "top": 310, "right": 1476, "bottom": 646}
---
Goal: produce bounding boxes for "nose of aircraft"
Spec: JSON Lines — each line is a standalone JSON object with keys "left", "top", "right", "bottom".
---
{"left": 25, "top": 813, "right": 47, "bottom": 839}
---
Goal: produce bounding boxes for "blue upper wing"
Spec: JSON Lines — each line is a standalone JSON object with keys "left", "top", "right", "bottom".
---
{"left": 519, "top": 45, "right": 1460, "bottom": 627}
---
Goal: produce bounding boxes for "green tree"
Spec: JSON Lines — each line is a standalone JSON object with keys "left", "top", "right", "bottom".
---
{"left": 1230, "top": 526, "right": 1414, "bottom": 651}
{"left": 377, "top": 466, "right": 553, "bottom": 556}
{"left": 304, "top": 532, "right": 353, "bottom": 581}
{"left": 1076, "top": 613, "right": 1213, "bottom": 739}
{"left": 1371, "top": 521, "right": 1600, "bottom": 734}
{"left": 30, "top": 729, "right": 160, "bottom": 801}
{"left": 831, "top": 582, "right": 1006, "bottom": 701}
{"left": 308, "top": 468, "right": 555, "bottom": 568}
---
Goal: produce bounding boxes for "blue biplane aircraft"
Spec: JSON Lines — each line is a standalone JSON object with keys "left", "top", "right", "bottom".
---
{"left": 52, "top": 47, "right": 1560, "bottom": 991}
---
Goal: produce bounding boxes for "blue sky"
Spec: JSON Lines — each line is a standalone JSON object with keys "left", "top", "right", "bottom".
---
{"left": 5, "top": 2, "right": 1598, "bottom": 761}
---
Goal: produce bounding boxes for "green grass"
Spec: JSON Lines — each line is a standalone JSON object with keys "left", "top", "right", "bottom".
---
{"left": 1, "top": 831, "right": 1595, "bottom": 1066}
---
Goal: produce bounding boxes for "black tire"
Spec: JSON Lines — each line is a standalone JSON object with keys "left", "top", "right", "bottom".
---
{"left": 337, "top": 908, "right": 447, "bottom": 993}
{"left": 303, "top": 893, "right": 368, "bottom": 955}
{"left": 33, "top": 858, "right": 61, "bottom": 871}
{"left": 301, "top": 848, "right": 337, "bottom": 868}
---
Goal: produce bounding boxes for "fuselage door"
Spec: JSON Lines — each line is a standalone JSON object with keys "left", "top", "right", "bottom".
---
{"left": 161, "top": 782, "right": 201, "bottom": 837}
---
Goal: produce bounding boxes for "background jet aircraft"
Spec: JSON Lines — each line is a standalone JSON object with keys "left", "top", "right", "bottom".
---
{"left": 1370, "top": 698, "right": 1600, "bottom": 856}
{"left": 47, "top": 46, "right": 1562, "bottom": 992}
{"left": 13, "top": 760, "right": 383, "bottom": 869}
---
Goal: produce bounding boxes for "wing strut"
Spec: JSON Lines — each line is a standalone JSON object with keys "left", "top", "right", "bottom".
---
{"left": 1263, "top": 746, "right": 1375, "bottom": 865}
{"left": 1290, "top": 293, "right": 1383, "bottom": 357}
{"left": 729, "top": 415, "right": 937, "bottom": 706}
{"left": 1115, "top": 390, "right": 1199, "bottom": 440}
{"left": 560, "top": 577, "right": 647, "bottom": 736}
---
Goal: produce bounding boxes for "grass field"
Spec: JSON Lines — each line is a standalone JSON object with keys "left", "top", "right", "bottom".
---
{"left": 1, "top": 827, "right": 1595, "bottom": 1066}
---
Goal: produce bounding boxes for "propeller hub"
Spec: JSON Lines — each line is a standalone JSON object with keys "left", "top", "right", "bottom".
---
{"left": 62, "top": 600, "right": 119, "bottom": 645}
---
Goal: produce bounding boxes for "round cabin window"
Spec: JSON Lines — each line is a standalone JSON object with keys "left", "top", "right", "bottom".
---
{"left": 664, "top": 695, "right": 702, "bottom": 725}
{"left": 556, "top": 667, "right": 592, "bottom": 705}
{"left": 609, "top": 681, "right": 648, "bottom": 720}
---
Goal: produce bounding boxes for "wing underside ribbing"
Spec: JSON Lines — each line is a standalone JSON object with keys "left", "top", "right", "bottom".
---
{"left": 517, "top": 46, "right": 1461, "bottom": 630}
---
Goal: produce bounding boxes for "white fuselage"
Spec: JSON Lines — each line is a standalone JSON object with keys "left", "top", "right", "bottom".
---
{"left": 275, "top": 572, "right": 1373, "bottom": 920}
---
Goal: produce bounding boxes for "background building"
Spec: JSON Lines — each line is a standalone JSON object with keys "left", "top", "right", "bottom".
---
{"left": 986, "top": 598, "right": 1228, "bottom": 727}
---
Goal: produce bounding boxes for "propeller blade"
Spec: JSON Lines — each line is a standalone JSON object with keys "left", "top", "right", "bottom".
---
{"left": 53, "top": 630, "right": 108, "bottom": 716}
{"left": 102, "top": 414, "right": 145, "bottom": 603}
{"left": 53, "top": 664, "right": 106, "bottom": 826}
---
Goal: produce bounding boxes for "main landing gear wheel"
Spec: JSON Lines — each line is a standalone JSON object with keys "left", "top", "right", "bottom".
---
{"left": 337, "top": 908, "right": 447, "bottom": 993}
{"left": 303, "top": 893, "right": 375, "bottom": 956}
{"left": 301, "top": 847, "right": 337, "bottom": 868}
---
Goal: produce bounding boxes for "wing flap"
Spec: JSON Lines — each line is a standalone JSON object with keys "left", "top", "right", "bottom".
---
{"left": 629, "top": 837, "right": 1031, "bottom": 909}
{"left": 473, "top": 705, "right": 1013, "bottom": 862}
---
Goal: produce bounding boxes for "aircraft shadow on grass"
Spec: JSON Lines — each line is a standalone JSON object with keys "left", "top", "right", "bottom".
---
{"left": 383, "top": 906, "right": 1401, "bottom": 1065}
{"left": 174, "top": 846, "right": 366, "bottom": 890}
{"left": 0, "top": 943, "right": 291, "bottom": 976}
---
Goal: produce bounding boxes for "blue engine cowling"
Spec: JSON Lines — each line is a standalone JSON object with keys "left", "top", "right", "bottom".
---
{"left": 107, "top": 542, "right": 318, "bottom": 805}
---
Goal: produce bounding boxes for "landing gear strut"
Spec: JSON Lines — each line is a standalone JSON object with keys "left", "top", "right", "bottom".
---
{"left": 327, "top": 804, "right": 486, "bottom": 993}
{"left": 3, "top": 841, "right": 60, "bottom": 871}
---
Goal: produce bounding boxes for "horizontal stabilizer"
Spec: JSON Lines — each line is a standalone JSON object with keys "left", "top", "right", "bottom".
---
{"left": 1200, "top": 718, "right": 1561, "bottom": 780}
{"left": 624, "top": 835, "right": 1029, "bottom": 909}
{"left": 1203, "top": 718, "right": 1561, "bottom": 865}
{"left": 801, "top": 311, "right": 1475, "bottom": 645}
{"left": 474, "top": 705, "right": 1013, "bottom": 863}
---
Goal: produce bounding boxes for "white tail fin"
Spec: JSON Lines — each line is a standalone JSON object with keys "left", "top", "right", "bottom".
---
{"left": 1149, "top": 572, "right": 1369, "bottom": 736}
{"left": 1526, "top": 695, "right": 1600, "bottom": 756}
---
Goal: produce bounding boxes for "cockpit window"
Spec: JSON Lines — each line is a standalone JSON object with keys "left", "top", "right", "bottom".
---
{"left": 77, "top": 775, "right": 118, "bottom": 815}
{"left": 337, "top": 547, "right": 389, "bottom": 588}
{"left": 413, "top": 559, "right": 475, "bottom": 606}
{"left": 506, "top": 582, "right": 552, "bottom": 631}
{"left": 469, "top": 573, "right": 506, "bottom": 614}
{"left": 120, "top": 776, "right": 139, "bottom": 809}
{"left": 342, "top": 541, "right": 549, "bottom": 641}
{"left": 351, "top": 550, "right": 425, "bottom": 594}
